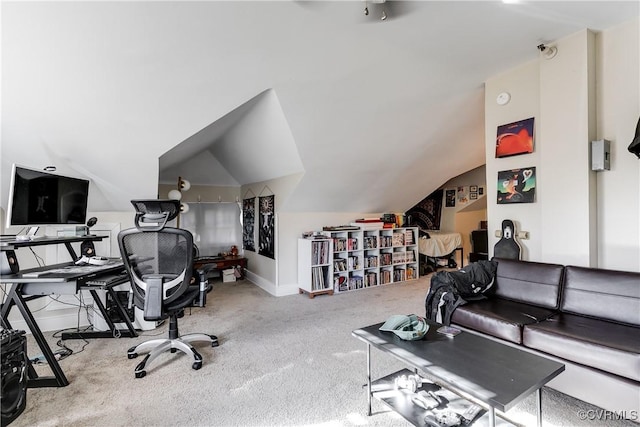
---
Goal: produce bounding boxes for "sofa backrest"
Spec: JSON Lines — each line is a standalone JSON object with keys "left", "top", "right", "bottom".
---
{"left": 562, "top": 266, "right": 640, "bottom": 326}
{"left": 494, "top": 258, "right": 564, "bottom": 309}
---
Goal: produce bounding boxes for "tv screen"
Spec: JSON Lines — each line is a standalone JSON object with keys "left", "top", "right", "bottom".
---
{"left": 6, "top": 164, "right": 90, "bottom": 228}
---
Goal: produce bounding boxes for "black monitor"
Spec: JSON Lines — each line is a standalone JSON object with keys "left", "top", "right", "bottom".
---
{"left": 5, "top": 164, "right": 90, "bottom": 228}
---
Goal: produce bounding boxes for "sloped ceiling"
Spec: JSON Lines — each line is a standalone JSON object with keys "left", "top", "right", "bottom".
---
{"left": 2, "top": 1, "right": 638, "bottom": 214}
{"left": 159, "top": 89, "right": 304, "bottom": 186}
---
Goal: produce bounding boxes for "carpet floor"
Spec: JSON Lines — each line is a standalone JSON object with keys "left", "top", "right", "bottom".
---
{"left": 9, "top": 276, "right": 637, "bottom": 426}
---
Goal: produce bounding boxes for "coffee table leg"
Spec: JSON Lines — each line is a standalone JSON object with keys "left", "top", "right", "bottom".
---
{"left": 367, "top": 343, "right": 372, "bottom": 416}
{"left": 536, "top": 388, "right": 542, "bottom": 427}
{"left": 488, "top": 406, "right": 495, "bottom": 427}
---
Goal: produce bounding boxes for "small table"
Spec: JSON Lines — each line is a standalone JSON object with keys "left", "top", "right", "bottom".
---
{"left": 193, "top": 256, "right": 247, "bottom": 279}
{"left": 352, "top": 319, "right": 565, "bottom": 427}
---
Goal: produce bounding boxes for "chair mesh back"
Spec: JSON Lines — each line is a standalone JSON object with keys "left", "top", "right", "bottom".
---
{"left": 119, "top": 228, "right": 194, "bottom": 306}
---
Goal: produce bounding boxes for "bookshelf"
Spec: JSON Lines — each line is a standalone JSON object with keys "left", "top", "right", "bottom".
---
{"left": 302, "top": 227, "right": 418, "bottom": 294}
{"left": 298, "top": 238, "right": 334, "bottom": 298}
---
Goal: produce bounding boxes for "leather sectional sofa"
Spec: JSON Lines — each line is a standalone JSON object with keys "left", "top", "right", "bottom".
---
{"left": 449, "top": 258, "right": 640, "bottom": 417}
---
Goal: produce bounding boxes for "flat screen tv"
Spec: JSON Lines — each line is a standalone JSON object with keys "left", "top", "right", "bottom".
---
{"left": 6, "top": 164, "right": 90, "bottom": 228}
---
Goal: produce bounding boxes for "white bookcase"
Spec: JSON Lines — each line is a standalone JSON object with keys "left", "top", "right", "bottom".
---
{"left": 297, "top": 238, "right": 334, "bottom": 298}
{"left": 301, "top": 227, "right": 418, "bottom": 295}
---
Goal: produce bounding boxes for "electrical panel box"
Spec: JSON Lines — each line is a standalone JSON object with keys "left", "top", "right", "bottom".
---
{"left": 591, "top": 139, "right": 611, "bottom": 171}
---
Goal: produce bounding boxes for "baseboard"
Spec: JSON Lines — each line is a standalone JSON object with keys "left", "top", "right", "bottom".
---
{"left": 244, "top": 271, "right": 298, "bottom": 297}
{"left": 275, "top": 283, "right": 299, "bottom": 297}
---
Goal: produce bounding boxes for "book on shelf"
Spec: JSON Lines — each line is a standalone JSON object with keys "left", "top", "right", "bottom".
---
{"left": 323, "top": 225, "right": 360, "bottom": 231}
{"left": 333, "top": 237, "right": 347, "bottom": 252}
{"left": 404, "top": 229, "right": 415, "bottom": 245}
{"left": 334, "top": 275, "right": 348, "bottom": 292}
{"left": 311, "top": 266, "right": 327, "bottom": 290}
{"left": 391, "top": 232, "right": 405, "bottom": 247}
{"left": 363, "top": 236, "right": 378, "bottom": 249}
{"left": 311, "top": 240, "right": 330, "bottom": 265}
{"left": 334, "top": 259, "right": 347, "bottom": 271}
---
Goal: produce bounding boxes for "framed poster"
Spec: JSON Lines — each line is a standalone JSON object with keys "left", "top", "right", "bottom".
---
{"left": 457, "top": 186, "right": 469, "bottom": 205}
{"left": 496, "top": 117, "right": 534, "bottom": 158}
{"left": 242, "top": 197, "right": 256, "bottom": 252}
{"left": 445, "top": 189, "right": 456, "bottom": 208}
{"left": 258, "top": 195, "right": 275, "bottom": 259}
{"left": 497, "top": 167, "right": 536, "bottom": 204}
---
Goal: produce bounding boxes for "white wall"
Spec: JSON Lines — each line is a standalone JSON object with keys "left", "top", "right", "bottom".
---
{"left": 485, "top": 19, "right": 640, "bottom": 271}
{"left": 596, "top": 18, "right": 640, "bottom": 271}
{"left": 485, "top": 60, "right": 542, "bottom": 261}
{"left": 438, "top": 165, "right": 487, "bottom": 233}
{"left": 239, "top": 173, "right": 303, "bottom": 295}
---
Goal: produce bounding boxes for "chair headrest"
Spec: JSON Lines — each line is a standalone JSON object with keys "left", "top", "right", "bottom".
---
{"left": 131, "top": 199, "right": 181, "bottom": 231}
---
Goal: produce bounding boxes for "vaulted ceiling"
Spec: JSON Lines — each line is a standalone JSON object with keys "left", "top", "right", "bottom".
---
{"left": 2, "top": 1, "right": 638, "bottom": 214}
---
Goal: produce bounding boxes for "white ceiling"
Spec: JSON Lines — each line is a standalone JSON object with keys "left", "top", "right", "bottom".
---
{"left": 2, "top": 1, "right": 638, "bottom": 214}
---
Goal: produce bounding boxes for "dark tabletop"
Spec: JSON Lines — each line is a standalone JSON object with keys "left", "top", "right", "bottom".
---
{"left": 352, "top": 319, "right": 565, "bottom": 412}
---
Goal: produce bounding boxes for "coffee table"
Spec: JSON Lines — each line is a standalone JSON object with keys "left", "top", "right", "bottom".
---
{"left": 352, "top": 319, "right": 565, "bottom": 427}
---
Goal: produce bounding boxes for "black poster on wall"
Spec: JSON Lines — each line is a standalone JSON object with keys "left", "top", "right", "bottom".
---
{"left": 258, "top": 195, "right": 275, "bottom": 259}
{"left": 242, "top": 197, "right": 256, "bottom": 252}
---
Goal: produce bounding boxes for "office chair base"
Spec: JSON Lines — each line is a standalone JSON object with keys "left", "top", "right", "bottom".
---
{"left": 128, "top": 333, "right": 218, "bottom": 378}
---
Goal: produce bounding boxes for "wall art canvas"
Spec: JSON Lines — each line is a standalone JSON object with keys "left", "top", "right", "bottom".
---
{"left": 242, "top": 197, "right": 256, "bottom": 252}
{"left": 457, "top": 186, "right": 469, "bottom": 205}
{"left": 497, "top": 167, "right": 536, "bottom": 204}
{"left": 445, "top": 189, "right": 456, "bottom": 208}
{"left": 495, "top": 117, "right": 534, "bottom": 158}
{"left": 405, "top": 189, "right": 443, "bottom": 230}
{"left": 258, "top": 195, "right": 275, "bottom": 259}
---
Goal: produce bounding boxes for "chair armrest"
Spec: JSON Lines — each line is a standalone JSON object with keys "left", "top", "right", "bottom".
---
{"left": 143, "top": 275, "right": 164, "bottom": 320}
{"left": 194, "top": 264, "right": 216, "bottom": 307}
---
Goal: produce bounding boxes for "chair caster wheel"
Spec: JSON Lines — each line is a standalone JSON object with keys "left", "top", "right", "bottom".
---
{"left": 192, "top": 361, "right": 202, "bottom": 370}
{"left": 128, "top": 353, "right": 138, "bottom": 359}
{"left": 135, "top": 370, "right": 146, "bottom": 378}
{"left": 210, "top": 335, "right": 219, "bottom": 347}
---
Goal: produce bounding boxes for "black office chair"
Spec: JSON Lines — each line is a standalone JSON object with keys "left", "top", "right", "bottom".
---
{"left": 118, "top": 199, "right": 218, "bottom": 378}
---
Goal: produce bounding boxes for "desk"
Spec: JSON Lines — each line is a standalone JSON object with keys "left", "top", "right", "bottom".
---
{"left": 0, "top": 236, "right": 135, "bottom": 388}
{"left": 193, "top": 256, "right": 247, "bottom": 279}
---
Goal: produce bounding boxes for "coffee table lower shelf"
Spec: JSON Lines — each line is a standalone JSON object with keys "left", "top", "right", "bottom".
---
{"left": 372, "top": 369, "right": 514, "bottom": 427}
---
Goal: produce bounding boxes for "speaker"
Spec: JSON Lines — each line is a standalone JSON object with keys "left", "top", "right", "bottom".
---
{"left": 1, "top": 330, "right": 27, "bottom": 427}
{"left": 80, "top": 240, "right": 96, "bottom": 257}
{"left": 0, "top": 251, "right": 19, "bottom": 275}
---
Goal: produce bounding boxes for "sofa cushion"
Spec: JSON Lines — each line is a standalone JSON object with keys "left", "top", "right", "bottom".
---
{"left": 493, "top": 258, "right": 564, "bottom": 309}
{"left": 523, "top": 313, "right": 640, "bottom": 382}
{"left": 451, "top": 299, "right": 557, "bottom": 344}
{"left": 561, "top": 266, "right": 640, "bottom": 326}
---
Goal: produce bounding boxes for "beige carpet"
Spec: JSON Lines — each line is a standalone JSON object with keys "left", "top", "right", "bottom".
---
{"left": 11, "top": 276, "right": 636, "bottom": 427}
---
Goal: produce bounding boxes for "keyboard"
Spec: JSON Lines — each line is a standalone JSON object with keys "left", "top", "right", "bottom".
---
{"left": 84, "top": 272, "right": 130, "bottom": 288}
